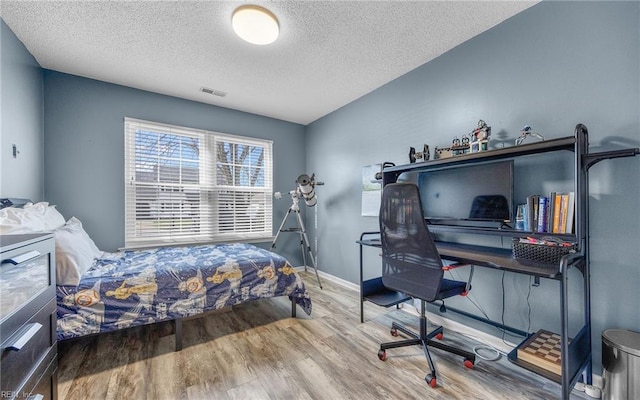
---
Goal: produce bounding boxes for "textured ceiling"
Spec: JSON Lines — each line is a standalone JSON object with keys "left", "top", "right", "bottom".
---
{"left": 1, "top": 1, "right": 538, "bottom": 125}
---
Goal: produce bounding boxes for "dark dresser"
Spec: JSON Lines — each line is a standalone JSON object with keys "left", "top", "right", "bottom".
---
{"left": 1, "top": 233, "right": 57, "bottom": 400}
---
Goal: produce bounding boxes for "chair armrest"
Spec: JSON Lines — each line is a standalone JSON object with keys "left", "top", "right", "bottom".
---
{"left": 443, "top": 263, "right": 474, "bottom": 294}
{"left": 442, "top": 262, "right": 471, "bottom": 271}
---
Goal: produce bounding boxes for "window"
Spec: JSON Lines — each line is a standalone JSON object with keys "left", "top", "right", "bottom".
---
{"left": 124, "top": 118, "right": 273, "bottom": 248}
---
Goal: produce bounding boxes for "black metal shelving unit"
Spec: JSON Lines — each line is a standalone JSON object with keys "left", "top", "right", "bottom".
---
{"left": 379, "top": 124, "right": 639, "bottom": 399}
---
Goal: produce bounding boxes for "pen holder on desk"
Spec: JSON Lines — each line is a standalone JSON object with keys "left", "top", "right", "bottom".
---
{"left": 512, "top": 238, "right": 577, "bottom": 266}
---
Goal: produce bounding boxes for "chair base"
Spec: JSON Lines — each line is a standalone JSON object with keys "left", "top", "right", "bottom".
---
{"left": 378, "top": 302, "right": 476, "bottom": 387}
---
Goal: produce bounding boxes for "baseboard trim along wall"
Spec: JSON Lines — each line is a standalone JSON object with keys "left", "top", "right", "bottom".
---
{"left": 296, "top": 265, "right": 604, "bottom": 394}
{"left": 295, "top": 265, "right": 360, "bottom": 292}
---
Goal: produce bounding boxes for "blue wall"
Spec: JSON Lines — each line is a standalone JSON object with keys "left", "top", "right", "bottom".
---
{"left": 3, "top": 1, "right": 639, "bottom": 377}
{"left": 0, "top": 20, "right": 44, "bottom": 200}
{"left": 43, "top": 71, "right": 308, "bottom": 262}
{"left": 305, "top": 1, "right": 640, "bottom": 375}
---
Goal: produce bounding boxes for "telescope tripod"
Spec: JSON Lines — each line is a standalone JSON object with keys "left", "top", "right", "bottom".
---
{"left": 271, "top": 195, "right": 323, "bottom": 289}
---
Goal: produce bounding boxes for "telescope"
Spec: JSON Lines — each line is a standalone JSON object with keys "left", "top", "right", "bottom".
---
{"left": 271, "top": 173, "right": 324, "bottom": 288}
{"left": 296, "top": 173, "right": 323, "bottom": 207}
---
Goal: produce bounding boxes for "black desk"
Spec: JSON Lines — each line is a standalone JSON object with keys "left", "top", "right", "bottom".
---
{"left": 356, "top": 232, "right": 591, "bottom": 394}
{"left": 358, "top": 238, "right": 563, "bottom": 278}
{"left": 433, "top": 242, "right": 565, "bottom": 278}
{"left": 368, "top": 126, "right": 640, "bottom": 399}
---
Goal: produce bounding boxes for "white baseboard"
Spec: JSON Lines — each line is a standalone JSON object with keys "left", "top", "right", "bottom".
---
{"left": 299, "top": 266, "right": 604, "bottom": 393}
{"left": 294, "top": 265, "right": 360, "bottom": 292}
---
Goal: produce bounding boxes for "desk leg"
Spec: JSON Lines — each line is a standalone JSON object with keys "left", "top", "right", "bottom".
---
{"left": 560, "top": 268, "right": 570, "bottom": 399}
{"left": 560, "top": 271, "right": 570, "bottom": 400}
{"left": 360, "top": 244, "right": 364, "bottom": 323}
{"left": 583, "top": 258, "right": 593, "bottom": 385}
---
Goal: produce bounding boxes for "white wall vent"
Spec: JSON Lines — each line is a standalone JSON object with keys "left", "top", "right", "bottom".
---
{"left": 200, "top": 87, "right": 227, "bottom": 97}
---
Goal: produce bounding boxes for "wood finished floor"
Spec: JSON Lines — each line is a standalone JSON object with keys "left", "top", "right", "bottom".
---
{"left": 58, "top": 272, "right": 589, "bottom": 399}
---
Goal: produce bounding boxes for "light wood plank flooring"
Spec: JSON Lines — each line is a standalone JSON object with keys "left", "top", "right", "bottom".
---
{"left": 58, "top": 272, "right": 589, "bottom": 399}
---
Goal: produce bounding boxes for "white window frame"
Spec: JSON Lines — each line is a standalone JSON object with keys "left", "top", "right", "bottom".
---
{"left": 124, "top": 117, "right": 273, "bottom": 248}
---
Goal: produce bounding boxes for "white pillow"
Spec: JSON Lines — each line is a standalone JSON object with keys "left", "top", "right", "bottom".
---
{"left": 0, "top": 202, "right": 66, "bottom": 234}
{"left": 23, "top": 201, "right": 49, "bottom": 215}
{"left": 54, "top": 217, "right": 103, "bottom": 286}
{"left": 43, "top": 205, "right": 66, "bottom": 231}
{"left": 0, "top": 205, "right": 47, "bottom": 234}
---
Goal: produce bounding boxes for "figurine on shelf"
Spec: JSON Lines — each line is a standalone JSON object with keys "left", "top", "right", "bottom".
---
{"left": 516, "top": 125, "right": 545, "bottom": 146}
{"left": 471, "top": 119, "right": 491, "bottom": 153}
{"left": 434, "top": 146, "right": 453, "bottom": 159}
{"left": 462, "top": 135, "right": 470, "bottom": 150}
{"left": 409, "top": 144, "right": 430, "bottom": 163}
{"left": 451, "top": 135, "right": 470, "bottom": 156}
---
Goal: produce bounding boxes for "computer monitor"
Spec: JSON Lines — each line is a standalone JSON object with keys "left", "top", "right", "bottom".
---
{"left": 417, "top": 160, "right": 514, "bottom": 227}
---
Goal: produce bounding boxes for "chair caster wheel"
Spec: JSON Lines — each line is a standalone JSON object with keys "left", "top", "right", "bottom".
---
{"left": 390, "top": 328, "right": 398, "bottom": 337}
{"left": 378, "top": 349, "right": 387, "bottom": 361}
{"left": 464, "top": 359, "right": 474, "bottom": 369}
{"left": 425, "top": 374, "right": 437, "bottom": 388}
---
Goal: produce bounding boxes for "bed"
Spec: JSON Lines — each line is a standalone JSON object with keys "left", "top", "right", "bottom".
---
{"left": 1, "top": 201, "right": 312, "bottom": 349}
{"left": 56, "top": 243, "right": 312, "bottom": 345}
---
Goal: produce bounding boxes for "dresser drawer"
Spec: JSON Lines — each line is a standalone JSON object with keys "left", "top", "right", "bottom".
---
{"left": 17, "top": 349, "right": 57, "bottom": 400}
{"left": 1, "top": 299, "right": 56, "bottom": 395}
{"left": 1, "top": 235, "right": 55, "bottom": 332}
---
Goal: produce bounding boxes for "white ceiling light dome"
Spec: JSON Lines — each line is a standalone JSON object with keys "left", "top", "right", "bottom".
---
{"left": 232, "top": 5, "right": 279, "bottom": 45}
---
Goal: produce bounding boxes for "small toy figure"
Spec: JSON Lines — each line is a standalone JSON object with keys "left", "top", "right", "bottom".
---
{"left": 409, "top": 144, "right": 430, "bottom": 163}
{"left": 471, "top": 119, "right": 491, "bottom": 152}
{"left": 434, "top": 146, "right": 453, "bottom": 159}
{"left": 451, "top": 135, "right": 470, "bottom": 156}
{"left": 473, "top": 119, "right": 491, "bottom": 141}
{"left": 516, "top": 125, "right": 545, "bottom": 145}
{"left": 461, "top": 135, "right": 471, "bottom": 154}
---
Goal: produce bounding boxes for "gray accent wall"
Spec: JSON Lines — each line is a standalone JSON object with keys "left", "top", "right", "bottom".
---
{"left": 305, "top": 1, "right": 640, "bottom": 375}
{"left": 43, "top": 71, "right": 307, "bottom": 263}
{"left": 3, "top": 0, "right": 639, "bottom": 378}
{"left": 1, "top": 20, "right": 44, "bottom": 201}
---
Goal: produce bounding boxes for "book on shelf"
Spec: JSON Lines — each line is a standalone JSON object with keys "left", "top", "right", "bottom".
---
{"left": 525, "top": 195, "right": 539, "bottom": 232}
{"left": 565, "top": 192, "right": 575, "bottom": 234}
{"left": 548, "top": 191, "right": 556, "bottom": 233}
{"left": 519, "top": 192, "right": 574, "bottom": 234}
{"left": 536, "top": 196, "right": 549, "bottom": 233}
{"left": 560, "top": 194, "right": 569, "bottom": 233}
{"left": 553, "top": 192, "right": 575, "bottom": 234}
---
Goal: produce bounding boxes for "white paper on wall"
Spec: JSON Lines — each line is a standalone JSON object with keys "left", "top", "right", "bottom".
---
{"left": 361, "top": 164, "right": 381, "bottom": 217}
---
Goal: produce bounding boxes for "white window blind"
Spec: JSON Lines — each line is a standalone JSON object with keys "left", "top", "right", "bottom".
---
{"left": 124, "top": 117, "right": 273, "bottom": 248}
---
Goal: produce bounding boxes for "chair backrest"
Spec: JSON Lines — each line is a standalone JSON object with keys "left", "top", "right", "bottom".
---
{"left": 379, "top": 183, "right": 444, "bottom": 302}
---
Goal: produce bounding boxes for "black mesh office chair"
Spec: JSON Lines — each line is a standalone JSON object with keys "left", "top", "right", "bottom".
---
{"left": 377, "top": 183, "right": 476, "bottom": 388}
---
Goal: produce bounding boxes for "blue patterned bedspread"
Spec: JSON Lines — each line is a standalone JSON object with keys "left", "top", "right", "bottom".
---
{"left": 56, "top": 243, "right": 312, "bottom": 340}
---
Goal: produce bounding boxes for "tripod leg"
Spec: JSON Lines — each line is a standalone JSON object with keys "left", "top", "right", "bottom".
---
{"left": 298, "top": 230, "right": 308, "bottom": 272}
{"left": 272, "top": 208, "right": 293, "bottom": 250}
{"left": 295, "top": 210, "right": 323, "bottom": 289}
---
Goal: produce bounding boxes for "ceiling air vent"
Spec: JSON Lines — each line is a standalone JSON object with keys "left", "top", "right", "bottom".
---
{"left": 200, "top": 87, "right": 227, "bottom": 97}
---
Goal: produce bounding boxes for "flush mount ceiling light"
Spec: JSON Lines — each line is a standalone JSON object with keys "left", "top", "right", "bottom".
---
{"left": 232, "top": 5, "right": 279, "bottom": 45}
